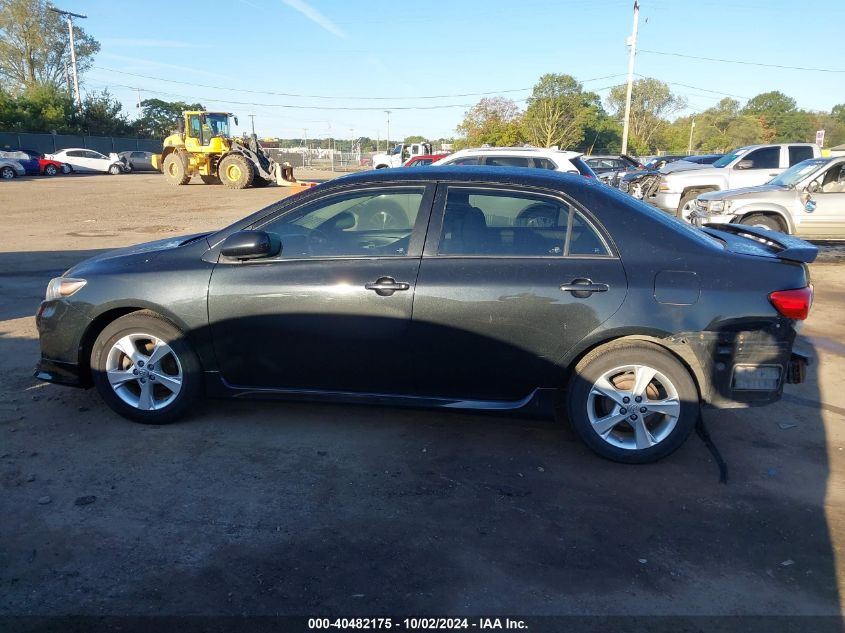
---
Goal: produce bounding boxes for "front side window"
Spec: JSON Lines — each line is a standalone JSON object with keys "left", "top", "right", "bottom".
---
{"left": 438, "top": 188, "right": 609, "bottom": 257}
{"left": 819, "top": 163, "right": 845, "bottom": 193}
{"left": 259, "top": 188, "right": 425, "bottom": 258}
{"left": 484, "top": 156, "right": 531, "bottom": 168}
{"left": 741, "top": 147, "right": 779, "bottom": 170}
{"left": 188, "top": 116, "right": 202, "bottom": 141}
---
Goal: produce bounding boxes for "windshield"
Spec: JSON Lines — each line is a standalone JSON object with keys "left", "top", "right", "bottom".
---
{"left": 206, "top": 114, "right": 230, "bottom": 138}
{"left": 769, "top": 158, "right": 829, "bottom": 187}
{"left": 712, "top": 148, "right": 748, "bottom": 168}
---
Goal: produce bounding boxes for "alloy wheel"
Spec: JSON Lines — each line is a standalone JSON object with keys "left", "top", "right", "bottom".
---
{"left": 104, "top": 332, "right": 183, "bottom": 411}
{"left": 1, "top": 167, "right": 14, "bottom": 179}
{"left": 586, "top": 364, "right": 681, "bottom": 450}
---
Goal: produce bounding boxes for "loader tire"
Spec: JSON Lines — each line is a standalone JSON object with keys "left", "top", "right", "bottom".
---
{"left": 200, "top": 174, "right": 221, "bottom": 185}
{"left": 219, "top": 154, "right": 254, "bottom": 190}
{"left": 252, "top": 176, "right": 271, "bottom": 188}
{"left": 162, "top": 152, "right": 190, "bottom": 186}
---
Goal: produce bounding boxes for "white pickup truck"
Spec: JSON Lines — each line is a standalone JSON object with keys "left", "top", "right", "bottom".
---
{"left": 372, "top": 142, "right": 432, "bottom": 169}
{"left": 652, "top": 143, "right": 820, "bottom": 218}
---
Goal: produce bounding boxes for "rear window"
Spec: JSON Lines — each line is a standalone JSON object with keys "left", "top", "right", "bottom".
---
{"left": 789, "top": 146, "right": 814, "bottom": 166}
{"left": 571, "top": 157, "right": 597, "bottom": 178}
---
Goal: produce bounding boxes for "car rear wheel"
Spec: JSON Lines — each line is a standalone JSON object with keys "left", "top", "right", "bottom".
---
{"left": 741, "top": 214, "right": 784, "bottom": 233}
{"left": 61, "top": 164, "right": 72, "bottom": 174}
{"left": 1, "top": 166, "right": 15, "bottom": 179}
{"left": 44, "top": 164, "right": 58, "bottom": 176}
{"left": 108, "top": 163, "right": 122, "bottom": 175}
{"left": 91, "top": 311, "right": 201, "bottom": 424}
{"left": 565, "top": 342, "right": 699, "bottom": 464}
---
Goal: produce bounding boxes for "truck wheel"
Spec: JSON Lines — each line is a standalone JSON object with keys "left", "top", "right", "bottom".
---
{"left": 741, "top": 214, "right": 784, "bottom": 233}
{"left": 219, "top": 154, "right": 254, "bottom": 189}
{"left": 252, "top": 176, "right": 271, "bottom": 188}
{"left": 677, "top": 191, "right": 700, "bottom": 221}
{"left": 200, "top": 175, "right": 221, "bottom": 185}
{"left": 375, "top": 164, "right": 388, "bottom": 169}
{"left": 162, "top": 153, "right": 190, "bottom": 185}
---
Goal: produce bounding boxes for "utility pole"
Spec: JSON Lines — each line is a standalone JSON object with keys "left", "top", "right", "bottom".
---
{"left": 687, "top": 116, "right": 696, "bottom": 154}
{"left": 248, "top": 113, "right": 256, "bottom": 135}
{"left": 49, "top": 6, "right": 86, "bottom": 111}
{"left": 621, "top": 0, "right": 640, "bottom": 155}
{"left": 303, "top": 128, "right": 308, "bottom": 167}
{"left": 384, "top": 110, "right": 391, "bottom": 150}
{"left": 135, "top": 88, "right": 142, "bottom": 109}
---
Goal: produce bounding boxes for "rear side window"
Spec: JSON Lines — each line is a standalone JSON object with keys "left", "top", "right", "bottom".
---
{"left": 449, "top": 156, "right": 481, "bottom": 166}
{"left": 533, "top": 158, "right": 558, "bottom": 170}
{"left": 743, "top": 147, "right": 779, "bottom": 169}
{"left": 484, "top": 156, "right": 531, "bottom": 168}
{"left": 437, "top": 188, "right": 609, "bottom": 257}
{"left": 789, "top": 146, "right": 814, "bottom": 166}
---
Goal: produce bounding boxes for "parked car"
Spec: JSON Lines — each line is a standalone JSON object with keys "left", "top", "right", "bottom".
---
{"left": 660, "top": 153, "right": 725, "bottom": 173}
{"left": 691, "top": 157, "right": 845, "bottom": 239}
{"left": 653, "top": 143, "right": 820, "bottom": 219}
{"left": 433, "top": 147, "right": 598, "bottom": 178}
{"left": 404, "top": 154, "right": 449, "bottom": 167}
{"left": 35, "top": 167, "right": 814, "bottom": 464}
{"left": 583, "top": 155, "right": 643, "bottom": 187}
{"left": 118, "top": 150, "right": 156, "bottom": 172}
{"left": 0, "top": 149, "right": 68, "bottom": 176}
{"left": 46, "top": 148, "right": 127, "bottom": 174}
{"left": 0, "top": 157, "right": 26, "bottom": 180}
{"left": 619, "top": 154, "right": 725, "bottom": 199}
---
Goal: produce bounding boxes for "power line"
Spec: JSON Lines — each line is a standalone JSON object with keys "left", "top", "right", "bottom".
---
{"left": 639, "top": 49, "right": 845, "bottom": 73}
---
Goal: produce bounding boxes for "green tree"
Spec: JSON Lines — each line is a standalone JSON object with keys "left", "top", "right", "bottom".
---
{"left": 607, "top": 78, "right": 686, "bottom": 153}
{"left": 135, "top": 98, "right": 204, "bottom": 138}
{"left": 455, "top": 96, "right": 524, "bottom": 148}
{"left": 521, "top": 73, "right": 601, "bottom": 149}
{"left": 82, "top": 89, "right": 131, "bottom": 136}
{"left": 0, "top": 83, "right": 74, "bottom": 132}
{"left": 403, "top": 134, "right": 426, "bottom": 144}
{"left": 0, "top": 0, "right": 99, "bottom": 90}
{"left": 741, "top": 91, "right": 812, "bottom": 142}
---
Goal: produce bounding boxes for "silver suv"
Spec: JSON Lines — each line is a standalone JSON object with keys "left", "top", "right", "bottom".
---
{"left": 691, "top": 157, "right": 845, "bottom": 239}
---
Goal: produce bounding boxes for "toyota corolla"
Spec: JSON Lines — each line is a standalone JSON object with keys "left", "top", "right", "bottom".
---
{"left": 35, "top": 167, "right": 815, "bottom": 463}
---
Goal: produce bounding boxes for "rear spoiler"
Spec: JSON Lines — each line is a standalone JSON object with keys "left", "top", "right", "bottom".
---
{"left": 702, "top": 223, "right": 818, "bottom": 263}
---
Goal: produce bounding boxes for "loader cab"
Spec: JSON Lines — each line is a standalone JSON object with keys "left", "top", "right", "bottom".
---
{"left": 184, "top": 112, "right": 233, "bottom": 152}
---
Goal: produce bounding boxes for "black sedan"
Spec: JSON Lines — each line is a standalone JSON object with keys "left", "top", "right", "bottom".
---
{"left": 35, "top": 167, "right": 815, "bottom": 463}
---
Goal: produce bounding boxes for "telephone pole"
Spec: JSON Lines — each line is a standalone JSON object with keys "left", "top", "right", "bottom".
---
{"left": 49, "top": 6, "right": 86, "bottom": 111}
{"left": 687, "top": 117, "right": 696, "bottom": 154}
{"left": 248, "top": 113, "right": 256, "bottom": 135}
{"left": 384, "top": 110, "right": 391, "bottom": 150}
{"left": 621, "top": 1, "right": 640, "bottom": 155}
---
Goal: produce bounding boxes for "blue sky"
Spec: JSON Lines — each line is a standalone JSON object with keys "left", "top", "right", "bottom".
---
{"left": 80, "top": 0, "right": 844, "bottom": 142}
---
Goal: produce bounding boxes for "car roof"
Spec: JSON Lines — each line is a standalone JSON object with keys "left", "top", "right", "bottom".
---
{"left": 335, "top": 165, "right": 597, "bottom": 191}
{"left": 450, "top": 147, "right": 582, "bottom": 159}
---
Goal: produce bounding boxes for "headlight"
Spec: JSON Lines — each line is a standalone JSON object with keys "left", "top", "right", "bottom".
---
{"left": 658, "top": 181, "right": 672, "bottom": 192}
{"left": 46, "top": 277, "right": 86, "bottom": 301}
{"left": 708, "top": 200, "right": 725, "bottom": 213}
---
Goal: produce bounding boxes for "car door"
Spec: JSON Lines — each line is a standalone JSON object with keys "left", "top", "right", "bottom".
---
{"left": 61, "top": 150, "right": 88, "bottom": 172}
{"left": 86, "top": 150, "right": 110, "bottom": 172}
{"left": 207, "top": 184, "right": 435, "bottom": 393}
{"left": 798, "top": 162, "right": 845, "bottom": 239}
{"left": 410, "top": 184, "right": 628, "bottom": 401}
{"left": 729, "top": 146, "right": 782, "bottom": 189}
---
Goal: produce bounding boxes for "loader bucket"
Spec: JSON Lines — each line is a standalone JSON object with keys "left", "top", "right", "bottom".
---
{"left": 273, "top": 161, "right": 297, "bottom": 185}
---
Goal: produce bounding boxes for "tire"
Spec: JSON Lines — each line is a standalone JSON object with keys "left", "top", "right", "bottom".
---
{"left": 375, "top": 164, "right": 388, "bottom": 169}
{"left": 91, "top": 310, "right": 201, "bottom": 424}
{"left": 0, "top": 166, "right": 15, "bottom": 179}
{"left": 741, "top": 214, "right": 784, "bottom": 233}
{"left": 44, "top": 164, "right": 58, "bottom": 176}
{"left": 200, "top": 174, "right": 221, "bottom": 185}
{"left": 564, "top": 341, "right": 699, "bottom": 464}
{"left": 218, "top": 154, "right": 254, "bottom": 189}
{"left": 162, "top": 152, "right": 190, "bottom": 186}
{"left": 61, "top": 164, "right": 72, "bottom": 174}
{"left": 677, "top": 191, "right": 701, "bottom": 221}
{"left": 124, "top": 162, "right": 134, "bottom": 173}
{"left": 252, "top": 175, "right": 271, "bottom": 188}
{"left": 108, "top": 163, "right": 122, "bottom": 175}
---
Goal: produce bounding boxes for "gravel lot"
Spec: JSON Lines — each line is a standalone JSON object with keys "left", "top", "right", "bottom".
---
{"left": 1, "top": 173, "right": 844, "bottom": 624}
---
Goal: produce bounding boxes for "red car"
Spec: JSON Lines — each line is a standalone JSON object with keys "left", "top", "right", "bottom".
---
{"left": 403, "top": 154, "right": 450, "bottom": 167}
{"left": 1, "top": 149, "right": 70, "bottom": 175}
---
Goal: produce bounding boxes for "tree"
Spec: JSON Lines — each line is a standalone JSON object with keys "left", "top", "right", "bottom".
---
{"left": 82, "top": 89, "right": 131, "bottom": 136}
{"left": 403, "top": 134, "right": 426, "bottom": 144}
{"left": 455, "top": 96, "right": 524, "bottom": 148}
{"left": 607, "top": 78, "right": 686, "bottom": 153}
{"left": 135, "top": 98, "right": 204, "bottom": 138}
{"left": 0, "top": 0, "right": 100, "bottom": 91}
{"left": 521, "top": 73, "right": 601, "bottom": 149}
{"left": 741, "top": 91, "right": 811, "bottom": 142}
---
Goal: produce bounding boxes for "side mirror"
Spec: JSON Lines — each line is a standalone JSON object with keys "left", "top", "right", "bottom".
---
{"left": 736, "top": 160, "right": 753, "bottom": 170}
{"left": 807, "top": 180, "right": 820, "bottom": 193}
{"left": 220, "top": 231, "right": 280, "bottom": 260}
{"left": 234, "top": 116, "right": 238, "bottom": 126}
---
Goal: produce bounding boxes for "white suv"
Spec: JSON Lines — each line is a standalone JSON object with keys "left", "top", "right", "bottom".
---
{"left": 432, "top": 147, "right": 597, "bottom": 178}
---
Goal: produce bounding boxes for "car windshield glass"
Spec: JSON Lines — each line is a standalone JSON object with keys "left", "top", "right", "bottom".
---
{"left": 712, "top": 148, "right": 748, "bottom": 168}
{"left": 206, "top": 114, "right": 230, "bottom": 137}
{"left": 769, "top": 159, "right": 829, "bottom": 187}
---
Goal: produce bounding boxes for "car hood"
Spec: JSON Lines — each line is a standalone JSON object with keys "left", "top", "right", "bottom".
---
{"left": 65, "top": 233, "right": 210, "bottom": 276}
{"left": 660, "top": 161, "right": 711, "bottom": 174}
{"left": 699, "top": 183, "right": 790, "bottom": 202}
{"left": 662, "top": 166, "right": 725, "bottom": 181}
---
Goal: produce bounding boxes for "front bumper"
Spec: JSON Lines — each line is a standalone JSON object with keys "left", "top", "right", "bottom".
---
{"left": 34, "top": 299, "right": 91, "bottom": 388}
{"left": 690, "top": 211, "right": 734, "bottom": 227}
{"left": 652, "top": 191, "right": 680, "bottom": 213}
{"left": 34, "top": 358, "right": 85, "bottom": 387}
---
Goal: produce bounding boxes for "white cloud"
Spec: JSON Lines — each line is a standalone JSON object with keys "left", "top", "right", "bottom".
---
{"left": 280, "top": 0, "right": 346, "bottom": 39}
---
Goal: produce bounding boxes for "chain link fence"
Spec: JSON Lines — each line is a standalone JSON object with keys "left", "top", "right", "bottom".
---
{"left": 0, "top": 131, "right": 162, "bottom": 155}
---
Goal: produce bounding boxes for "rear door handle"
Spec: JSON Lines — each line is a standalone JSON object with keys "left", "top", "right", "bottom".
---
{"left": 560, "top": 279, "right": 609, "bottom": 297}
{"left": 365, "top": 276, "right": 410, "bottom": 296}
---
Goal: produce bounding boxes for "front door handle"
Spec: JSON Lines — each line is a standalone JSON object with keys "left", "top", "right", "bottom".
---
{"left": 365, "top": 276, "right": 410, "bottom": 296}
{"left": 560, "top": 279, "right": 609, "bottom": 298}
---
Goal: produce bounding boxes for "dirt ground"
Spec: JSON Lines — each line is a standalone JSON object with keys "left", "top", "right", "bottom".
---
{"left": 1, "top": 172, "right": 845, "bottom": 626}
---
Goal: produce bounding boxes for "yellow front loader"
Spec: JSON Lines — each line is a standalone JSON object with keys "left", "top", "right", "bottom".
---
{"left": 152, "top": 111, "right": 312, "bottom": 191}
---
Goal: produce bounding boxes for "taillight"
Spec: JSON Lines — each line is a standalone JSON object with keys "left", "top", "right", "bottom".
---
{"left": 768, "top": 286, "right": 813, "bottom": 320}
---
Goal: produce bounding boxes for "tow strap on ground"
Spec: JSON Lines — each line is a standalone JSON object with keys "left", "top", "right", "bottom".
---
{"left": 696, "top": 412, "right": 728, "bottom": 484}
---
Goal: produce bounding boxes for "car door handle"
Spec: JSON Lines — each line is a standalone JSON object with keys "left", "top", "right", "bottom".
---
{"left": 560, "top": 279, "right": 609, "bottom": 295}
{"left": 365, "top": 277, "right": 410, "bottom": 296}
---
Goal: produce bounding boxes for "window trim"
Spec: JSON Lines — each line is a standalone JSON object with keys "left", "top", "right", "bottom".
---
{"left": 424, "top": 183, "right": 617, "bottom": 260}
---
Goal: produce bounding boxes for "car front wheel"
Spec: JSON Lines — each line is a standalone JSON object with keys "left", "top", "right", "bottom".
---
{"left": 565, "top": 342, "right": 699, "bottom": 464}
{"left": 1, "top": 166, "right": 15, "bottom": 179}
{"left": 108, "top": 164, "right": 122, "bottom": 175}
{"left": 91, "top": 311, "right": 201, "bottom": 424}
{"left": 44, "top": 164, "right": 58, "bottom": 176}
